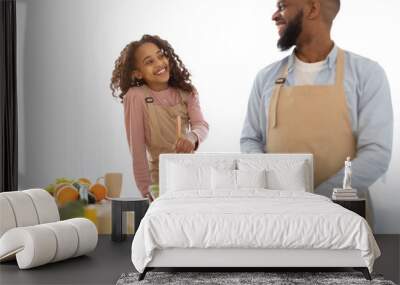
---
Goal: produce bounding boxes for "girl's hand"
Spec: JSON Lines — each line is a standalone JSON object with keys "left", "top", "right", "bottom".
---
{"left": 144, "top": 192, "right": 154, "bottom": 202}
{"left": 175, "top": 137, "right": 195, "bottom": 153}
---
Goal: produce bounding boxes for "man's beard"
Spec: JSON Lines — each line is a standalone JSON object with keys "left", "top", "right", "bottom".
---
{"left": 277, "top": 10, "right": 303, "bottom": 51}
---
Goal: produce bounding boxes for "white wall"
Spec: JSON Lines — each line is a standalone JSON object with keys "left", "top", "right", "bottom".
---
{"left": 17, "top": 0, "right": 399, "bottom": 233}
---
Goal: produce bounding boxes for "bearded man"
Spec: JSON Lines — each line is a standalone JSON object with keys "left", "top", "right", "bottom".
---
{"left": 240, "top": 0, "right": 393, "bottom": 197}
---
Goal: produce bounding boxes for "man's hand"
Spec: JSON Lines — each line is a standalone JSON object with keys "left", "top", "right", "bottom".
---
{"left": 175, "top": 137, "right": 195, "bottom": 153}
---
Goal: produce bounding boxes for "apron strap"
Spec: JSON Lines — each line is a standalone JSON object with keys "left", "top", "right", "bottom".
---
{"left": 177, "top": 89, "right": 188, "bottom": 106}
{"left": 142, "top": 85, "right": 170, "bottom": 148}
{"left": 271, "top": 63, "right": 289, "bottom": 128}
{"left": 334, "top": 48, "right": 345, "bottom": 88}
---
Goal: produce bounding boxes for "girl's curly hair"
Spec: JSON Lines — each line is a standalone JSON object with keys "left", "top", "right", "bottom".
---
{"left": 110, "top": 35, "right": 195, "bottom": 101}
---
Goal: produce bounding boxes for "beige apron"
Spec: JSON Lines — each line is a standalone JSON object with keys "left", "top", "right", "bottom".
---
{"left": 143, "top": 86, "right": 190, "bottom": 186}
{"left": 267, "top": 49, "right": 356, "bottom": 188}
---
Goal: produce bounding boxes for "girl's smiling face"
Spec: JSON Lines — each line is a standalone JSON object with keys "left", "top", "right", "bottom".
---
{"left": 133, "top": 42, "right": 170, "bottom": 91}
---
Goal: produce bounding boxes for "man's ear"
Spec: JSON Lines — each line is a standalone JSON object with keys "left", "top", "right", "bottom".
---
{"left": 132, "top": 70, "right": 142, "bottom": 81}
{"left": 306, "top": 0, "right": 321, "bottom": 20}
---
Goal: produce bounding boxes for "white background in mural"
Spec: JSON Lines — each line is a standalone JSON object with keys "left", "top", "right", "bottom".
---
{"left": 16, "top": 0, "right": 399, "bottom": 233}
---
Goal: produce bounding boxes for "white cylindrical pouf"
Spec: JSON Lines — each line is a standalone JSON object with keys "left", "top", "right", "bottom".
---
{"left": 24, "top": 189, "right": 60, "bottom": 223}
{"left": 1, "top": 192, "right": 39, "bottom": 227}
{"left": 0, "top": 196, "right": 17, "bottom": 237}
{"left": 42, "top": 221, "right": 79, "bottom": 262}
{"left": 67, "top": 218, "right": 98, "bottom": 257}
{"left": 0, "top": 226, "right": 57, "bottom": 269}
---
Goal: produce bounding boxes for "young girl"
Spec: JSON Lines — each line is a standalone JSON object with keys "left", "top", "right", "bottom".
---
{"left": 110, "top": 35, "right": 209, "bottom": 201}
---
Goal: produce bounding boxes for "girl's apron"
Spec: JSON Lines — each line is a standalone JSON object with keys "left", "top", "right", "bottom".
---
{"left": 143, "top": 86, "right": 190, "bottom": 188}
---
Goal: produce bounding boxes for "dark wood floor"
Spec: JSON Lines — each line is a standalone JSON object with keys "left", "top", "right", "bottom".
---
{"left": 0, "top": 235, "right": 399, "bottom": 285}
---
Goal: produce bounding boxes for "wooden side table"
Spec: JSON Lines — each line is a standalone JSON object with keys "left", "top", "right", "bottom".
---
{"left": 332, "top": 198, "right": 366, "bottom": 218}
{"left": 110, "top": 197, "right": 149, "bottom": 242}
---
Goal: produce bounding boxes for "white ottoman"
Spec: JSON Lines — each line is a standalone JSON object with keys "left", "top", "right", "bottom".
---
{"left": 0, "top": 189, "right": 98, "bottom": 269}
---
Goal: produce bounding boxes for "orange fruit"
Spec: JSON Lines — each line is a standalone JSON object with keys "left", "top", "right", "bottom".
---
{"left": 89, "top": 183, "right": 107, "bottom": 202}
{"left": 56, "top": 185, "right": 79, "bottom": 206}
{"left": 54, "top": 183, "right": 72, "bottom": 196}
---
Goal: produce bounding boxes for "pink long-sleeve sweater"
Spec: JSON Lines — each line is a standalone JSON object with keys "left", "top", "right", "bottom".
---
{"left": 123, "top": 86, "right": 209, "bottom": 196}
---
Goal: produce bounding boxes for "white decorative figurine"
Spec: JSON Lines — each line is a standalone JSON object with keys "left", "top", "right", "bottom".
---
{"left": 342, "top": 156, "right": 352, "bottom": 190}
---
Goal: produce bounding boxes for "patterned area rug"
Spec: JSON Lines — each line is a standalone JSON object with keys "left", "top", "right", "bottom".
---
{"left": 116, "top": 271, "right": 396, "bottom": 285}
